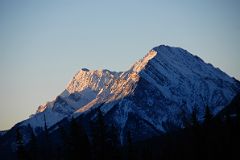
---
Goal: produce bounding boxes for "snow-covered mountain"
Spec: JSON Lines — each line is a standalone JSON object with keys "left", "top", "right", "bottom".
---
{"left": 3, "top": 45, "right": 240, "bottom": 143}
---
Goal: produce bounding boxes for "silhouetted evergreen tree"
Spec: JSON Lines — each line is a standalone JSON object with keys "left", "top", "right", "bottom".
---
{"left": 180, "top": 108, "right": 191, "bottom": 128}
{"left": 59, "top": 125, "right": 69, "bottom": 159}
{"left": 235, "top": 106, "right": 240, "bottom": 159}
{"left": 202, "top": 105, "right": 214, "bottom": 159}
{"left": 190, "top": 107, "right": 203, "bottom": 160}
{"left": 225, "top": 112, "right": 233, "bottom": 130}
{"left": 43, "top": 114, "right": 52, "bottom": 159}
{"left": 28, "top": 125, "right": 37, "bottom": 160}
{"left": 203, "top": 105, "right": 213, "bottom": 126}
{"left": 127, "top": 131, "right": 134, "bottom": 160}
{"left": 16, "top": 128, "right": 26, "bottom": 160}
{"left": 191, "top": 107, "right": 199, "bottom": 129}
{"left": 91, "top": 109, "right": 107, "bottom": 160}
{"left": 43, "top": 114, "right": 48, "bottom": 139}
{"left": 224, "top": 112, "right": 234, "bottom": 159}
{"left": 69, "top": 118, "right": 91, "bottom": 160}
{"left": 106, "top": 124, "right": 121, "bottom": 160}
{"left": 236, "top": 106, "right": 240, "bottom": 129}
{"left": 76, "top": 120, "right": 91, "bottom": 160}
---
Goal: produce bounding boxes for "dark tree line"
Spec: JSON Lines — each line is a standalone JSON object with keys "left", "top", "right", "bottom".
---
{"left": 141, "top": 105, "right": 240, "bottom": 160}
{"left": 90, "top": 108, "right": 121, "bottom": 160}
{"left": 15, "top": 104, "right": 240, "bottom": 160}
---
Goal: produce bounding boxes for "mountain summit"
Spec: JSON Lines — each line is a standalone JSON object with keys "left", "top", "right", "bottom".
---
{"left": 1, "top": 45, "right": 240, "bottom": 144}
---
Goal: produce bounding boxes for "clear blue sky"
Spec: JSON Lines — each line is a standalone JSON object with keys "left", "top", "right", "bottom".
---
{"left": 0, "top": 0, "right": 240, "bottom": 130}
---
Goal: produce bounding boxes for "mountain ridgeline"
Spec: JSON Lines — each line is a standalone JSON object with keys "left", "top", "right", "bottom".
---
{"left": 1, "top": 45, "right": 240, "bottom": 159}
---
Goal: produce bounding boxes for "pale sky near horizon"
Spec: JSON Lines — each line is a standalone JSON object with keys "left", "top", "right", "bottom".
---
{"left": 0, "top": 0, "right": 240, "bottom": 130}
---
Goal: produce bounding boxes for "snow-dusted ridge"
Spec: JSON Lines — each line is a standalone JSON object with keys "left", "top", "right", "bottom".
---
{"left": 11, "top": 45, "right": 239, "bottom": 141}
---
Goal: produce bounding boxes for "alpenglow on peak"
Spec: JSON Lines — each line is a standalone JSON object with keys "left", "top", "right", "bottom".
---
{"left": 8, "top": 45, "right": 239, "bottom": 144}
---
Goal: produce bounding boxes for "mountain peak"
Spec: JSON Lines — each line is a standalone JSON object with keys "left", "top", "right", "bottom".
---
{"left": 17, "top": 44, "right": 240, "bottom": 137}
{"left": 152, "top": 44, "right": 184, "bottom": 52}
{"left": 151, "top": 45, "right": 190, "bottom": 60}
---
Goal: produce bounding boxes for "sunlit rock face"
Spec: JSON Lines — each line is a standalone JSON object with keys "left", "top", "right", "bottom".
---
{"left": 11, "top": 45, "right": 240, "bottom": 143}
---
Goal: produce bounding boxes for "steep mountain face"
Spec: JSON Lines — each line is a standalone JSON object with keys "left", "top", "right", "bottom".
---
{"left": 2, "top": 45, "right": 240, "bottom": 145}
